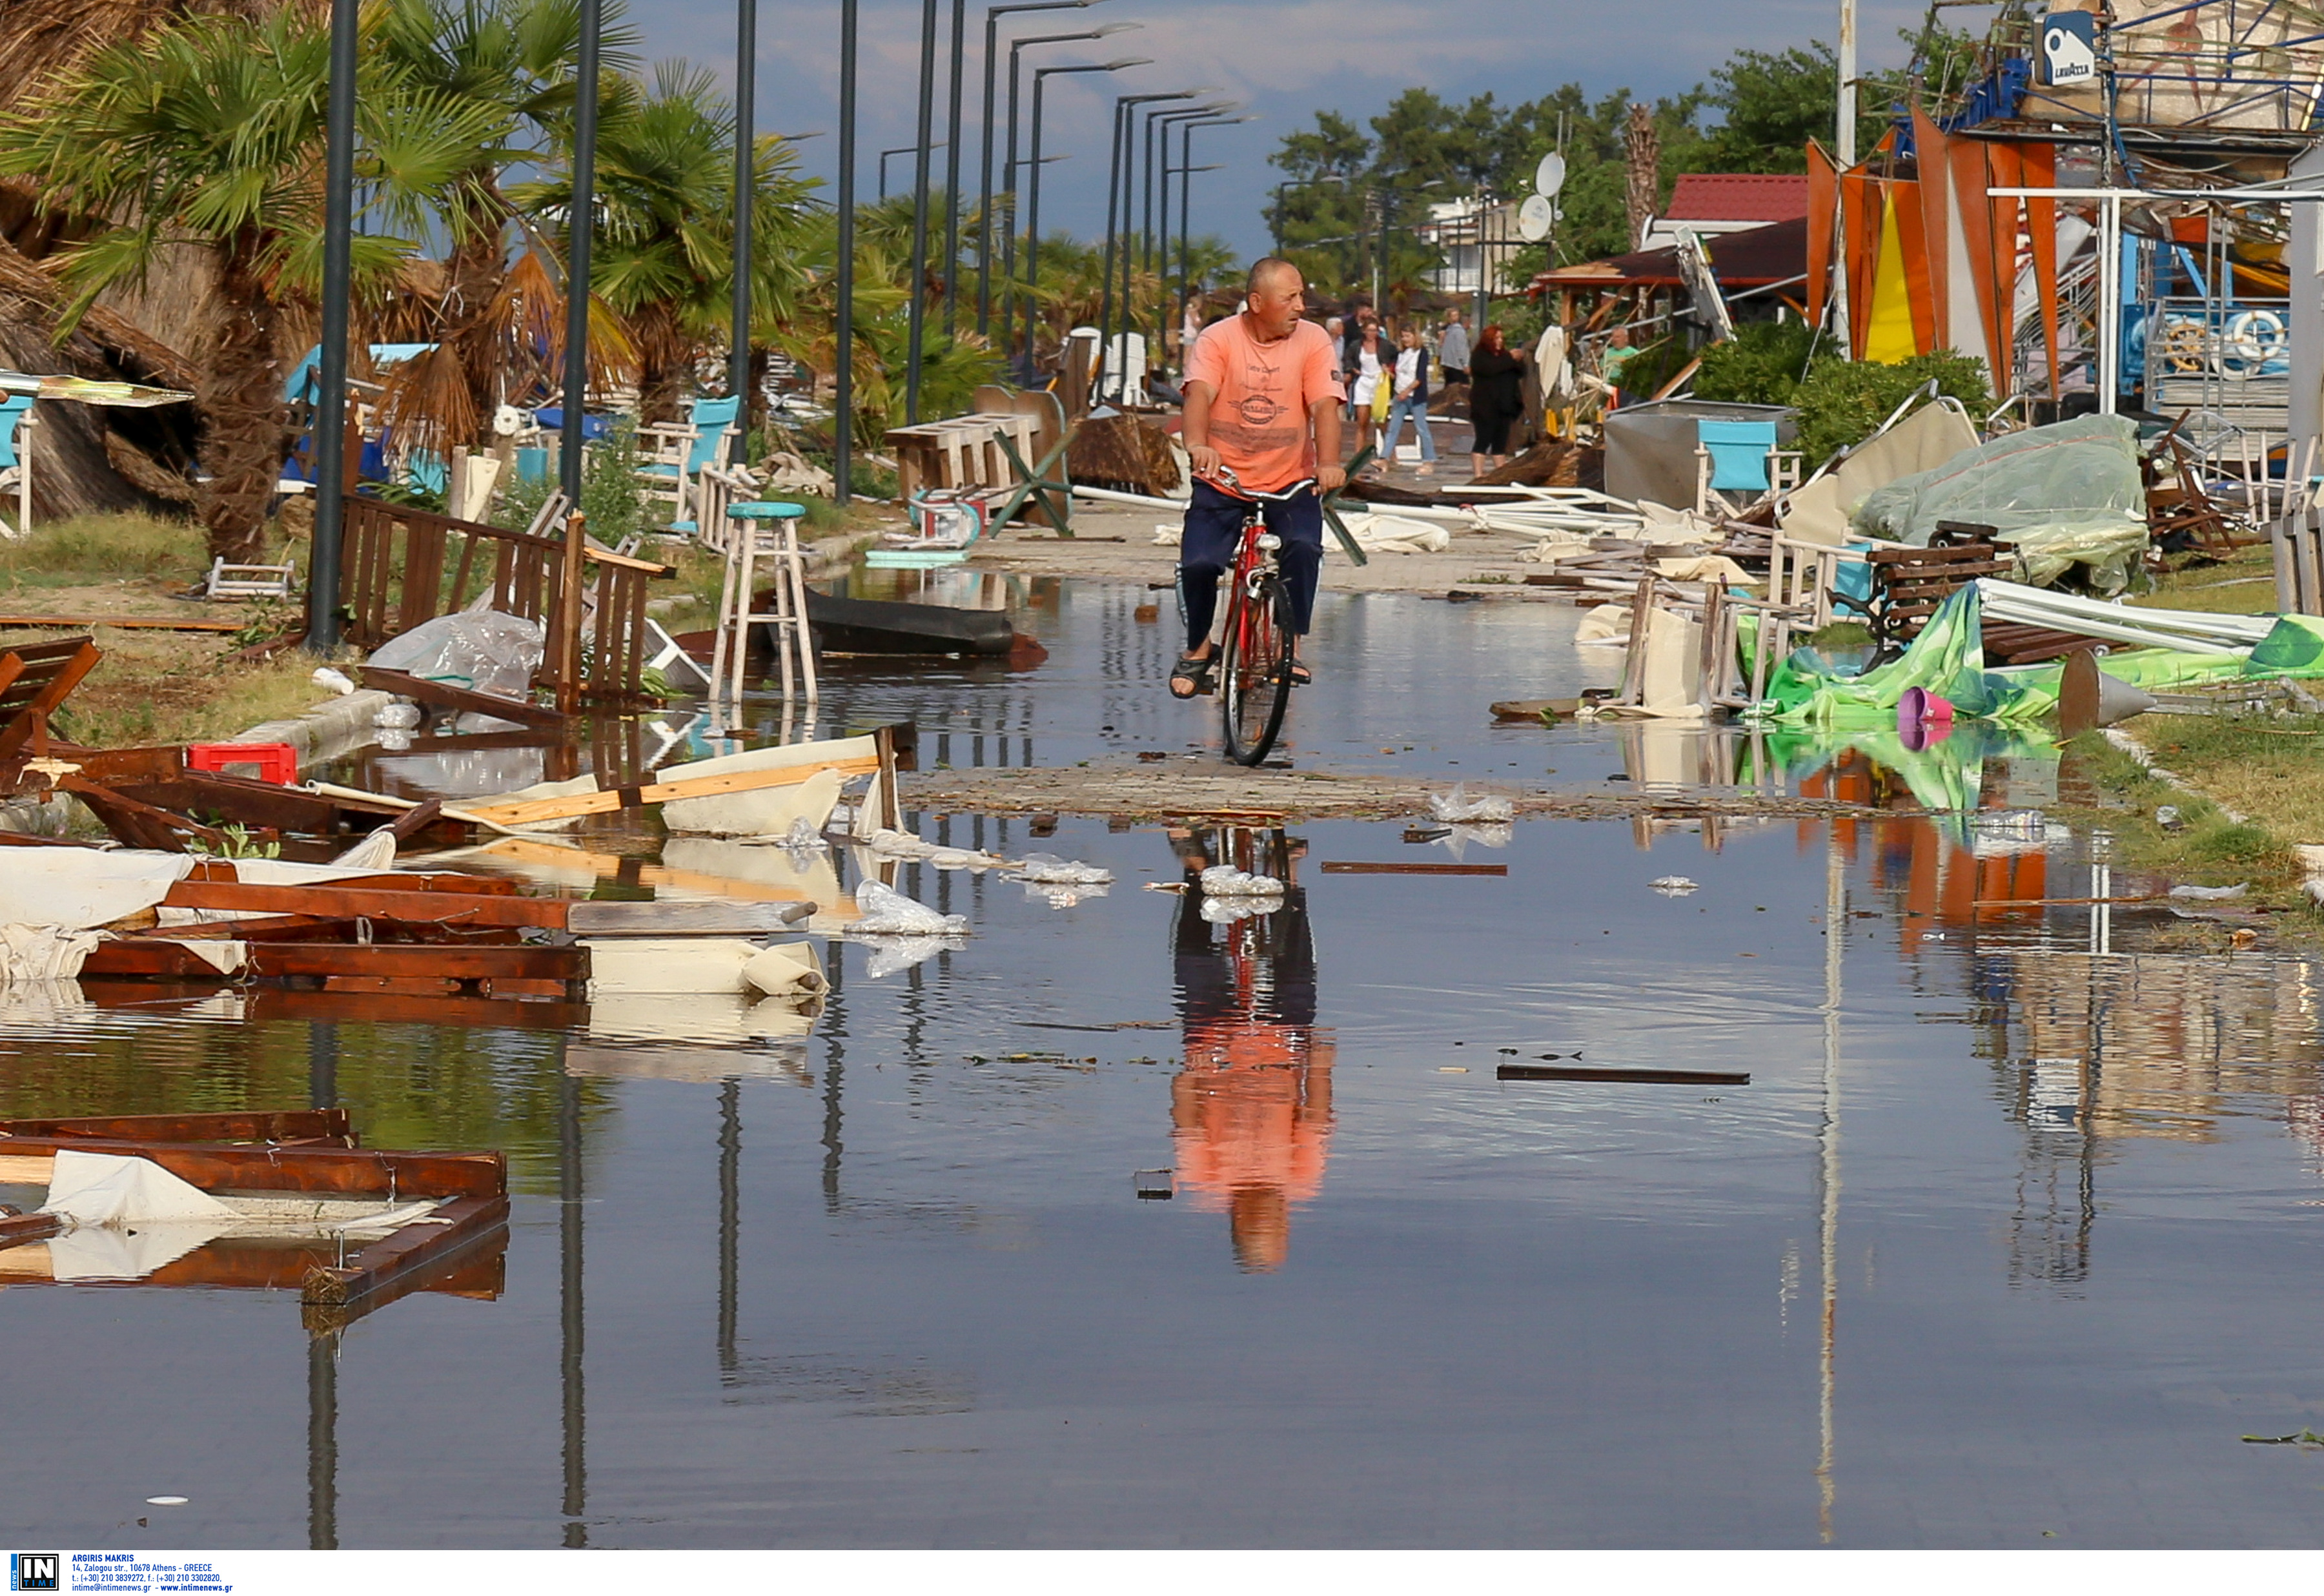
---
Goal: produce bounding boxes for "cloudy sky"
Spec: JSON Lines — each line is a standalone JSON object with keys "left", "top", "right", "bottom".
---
{"left": 648, "top": 0, "right": 1935, "bottom": 258}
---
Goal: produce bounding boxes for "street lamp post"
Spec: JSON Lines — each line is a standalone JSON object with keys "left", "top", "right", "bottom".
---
{"left": 835, "top": 0, "right": 859, "bottom": 503}
{"left": 940, "top": 0, "right": 967, "bottom": 338}
{"left": 1098, "top": 88, "right": 1209, "bottom": 393}
{"left": 1269, "top": 172, "right": 1345, "bottom": 258}
{"left": 1147, "top": 104, "right": 1230, "bottom": 355}
{"left": 728, "top": 0, "right": 757, "bottom": 464}
{"left": 559, "top": 0, "right": 605, "bottom": 509}
{"left": 975, "top": 1, "right": 1099, "bottom": 339}
{"left": 994, "top": 22, "right": 1135, "bottom": 350}
{"left": 904, "top": 0, "right": 939, "bottom": 424}
{"left": 1022, "top": 57, "right": 1147, "bottom": 378}
{"left": 307, "top": 0, "right": 359, "bottom": 652}
{"left": 1169, "top": 114, "right": 1249, "bottom": 352}
{"left": 880, "top": 143, "right": 946, "bottom": 202}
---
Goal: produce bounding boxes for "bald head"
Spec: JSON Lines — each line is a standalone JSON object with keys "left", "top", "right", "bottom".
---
{"left": 1243, "top": 258, "right": 1306, "bottom": 340}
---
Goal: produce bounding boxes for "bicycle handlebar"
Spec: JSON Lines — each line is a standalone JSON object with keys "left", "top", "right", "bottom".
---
{"left": 1210, "top": 464, "right": 1320, "bottom": 502}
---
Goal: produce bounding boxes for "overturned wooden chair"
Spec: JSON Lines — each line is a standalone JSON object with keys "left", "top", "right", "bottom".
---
{"left": 0, "top": 633, "right": 101, "bottom": 761}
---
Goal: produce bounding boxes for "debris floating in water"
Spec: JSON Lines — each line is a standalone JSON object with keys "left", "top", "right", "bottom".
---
{"left": 1199, "top": 865, "right": 1285, "bottom": 897}
{"left": 146, "top": 1496, "right": 189, "bottom": 1506}
{"left": 1429, "top": 784, "right": 1514, "bottom": 823}
{"left": 1649, "top": 876, "right": 1700, "bottom": 895}
{"left": 850, "top": 881, "right": 969, "bottom": 936}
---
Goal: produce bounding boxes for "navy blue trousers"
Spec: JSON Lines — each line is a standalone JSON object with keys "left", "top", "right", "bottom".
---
{"left": 1177, "top": 478, "right": 1324, "bottom": 652}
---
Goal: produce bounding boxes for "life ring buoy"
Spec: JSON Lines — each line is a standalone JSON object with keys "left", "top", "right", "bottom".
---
{"left": 2223, "top": 307, "right": 2287, "bottom": 374}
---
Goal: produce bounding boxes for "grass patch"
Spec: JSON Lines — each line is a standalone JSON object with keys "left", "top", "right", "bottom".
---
{"left": 45, "top": 633, "right": 330, "bottom": 748}
{"left": 1806, "top": 619, "right": 1874, "bottom": 649}
{"left": 0, "top": 511, "right": 207, "bottom": 592}
{"left": 2129, "top": 541, "right": 2279, "bottom": 617}
{"left": 2059, "top": 723, "right": 2320, "bottom": 920}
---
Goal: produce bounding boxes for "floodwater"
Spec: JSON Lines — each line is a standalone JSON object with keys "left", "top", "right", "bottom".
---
{"left": 8, "top": 582, "right": 2324, "bottom": 1548}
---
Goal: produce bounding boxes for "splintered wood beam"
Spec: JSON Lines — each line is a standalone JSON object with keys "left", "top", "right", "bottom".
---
{"left": 1496, "top": 1063, "right": 1751, "bottom": 1085}
{"left": 158, "top": 879, "right": 569, "bottom": 928}
{"left": 80, "top": 938, "right": 586, "bottom": 986}
{"left": 0, "top": 1109, "right": 354, "bottom": 1145}
{"left": 0, "top": 1138, "right": 505, "bottom": 1198}
{"left": 358, "top": 667, "right": 569, "bottom": 730}
{"left": 300, "top": 1194, "right": 511, "bottom": 1327}
{"left": 455, "top": 755, "right": 882, "bottom": 827}
{"left": 0, "top": 1212, "right": 65, "bottom": 1250}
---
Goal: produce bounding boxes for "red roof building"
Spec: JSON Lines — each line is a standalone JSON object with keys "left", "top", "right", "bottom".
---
{"left": 1662, "top": 173, "right": 1812, "bottom": 225}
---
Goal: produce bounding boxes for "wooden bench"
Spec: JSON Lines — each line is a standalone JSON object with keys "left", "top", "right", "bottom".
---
{"left": 0, "top": 633, "right": 100, "bottom": 760}
{"left": 882, "top": 412, "right": 1042, "bottom": 500}
{"left": 1846, "top": 529, "right": 2014, "bottom": 649}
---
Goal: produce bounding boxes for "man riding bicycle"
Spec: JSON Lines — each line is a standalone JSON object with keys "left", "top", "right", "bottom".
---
{"left": 1169, "top": 258, "right": 1347, "bottom": 701}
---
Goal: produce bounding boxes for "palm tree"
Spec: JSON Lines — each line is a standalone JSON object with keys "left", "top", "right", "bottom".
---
{"left": 371, "top": 0, "right": 642, "bottom": 451}
{"left": 0, "top": 8, "right": 496, "bottom": 559}
{"left": 520, "top": 62, "right": 821, "bottom": 425}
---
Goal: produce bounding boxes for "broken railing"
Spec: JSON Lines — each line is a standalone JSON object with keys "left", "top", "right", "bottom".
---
{"left": 338, "top": 495, "right": 669, "bottom": 711}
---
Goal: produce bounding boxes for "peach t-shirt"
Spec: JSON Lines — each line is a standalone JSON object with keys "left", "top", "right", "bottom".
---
{"left": 1185, "top": 314, "right": 1345, "bottom": 495}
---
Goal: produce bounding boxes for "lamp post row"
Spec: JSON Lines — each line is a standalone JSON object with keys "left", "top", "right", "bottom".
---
{"left": 305, "top": 0, "right": 1236, "bottom": 629}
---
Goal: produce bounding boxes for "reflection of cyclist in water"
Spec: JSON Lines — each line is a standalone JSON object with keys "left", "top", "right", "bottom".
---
{"left": 1166, "top": 826, "right": 1336, "bottom": 1273}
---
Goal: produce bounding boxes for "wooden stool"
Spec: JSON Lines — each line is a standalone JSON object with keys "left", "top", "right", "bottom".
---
{"left": 712, "top": 500, "right": 817, "bottom": 715}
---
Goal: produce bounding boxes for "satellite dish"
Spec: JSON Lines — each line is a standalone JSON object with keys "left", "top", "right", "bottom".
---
{"left": 1518, "top": 193, "right": 1554, "bottom": 242}
{"left": 1534, "top": 152, "right": 1567, "bottom": 198}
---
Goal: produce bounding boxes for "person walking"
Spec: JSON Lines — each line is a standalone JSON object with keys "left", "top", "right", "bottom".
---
{"left": 1436, "top": 307, "right": 1471, "bottom": 390}
{"left": 1171, "top": 258, "right": 1347, "bottom": 699}
{"left": 1466, "top": 323, "right": 1527, "bottom": 477}
{"left": 1344, "top": 312, "right": 1389, "bottom": 462}
{"left": 1381, "top": 324, "right": 1436, "bottom": 475}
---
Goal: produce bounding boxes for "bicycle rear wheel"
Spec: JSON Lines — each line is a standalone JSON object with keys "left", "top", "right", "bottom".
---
{"left": 1219, "top": 573, "right": 1294, "bottom": 766}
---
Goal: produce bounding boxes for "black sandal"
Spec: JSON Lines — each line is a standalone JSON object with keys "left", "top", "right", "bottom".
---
{"left": 1289, "top": 661, "right": 1312, "bottom": 687}
{"left": 1169, "top": 653, "right": 1216, "bottom": 699}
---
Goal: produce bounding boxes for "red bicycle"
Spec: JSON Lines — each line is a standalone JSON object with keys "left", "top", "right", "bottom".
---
{"left": 1210, "top": 467, "right": 1310, "bottom": 767}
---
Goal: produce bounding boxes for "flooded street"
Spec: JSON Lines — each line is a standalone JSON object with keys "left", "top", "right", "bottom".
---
{"left": 8, "top": 583, "right": 2324, "bottom": 1548}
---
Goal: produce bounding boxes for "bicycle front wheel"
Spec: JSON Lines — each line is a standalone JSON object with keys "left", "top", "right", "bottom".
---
{"left": 1219, "top": 573, "right": 1294, "bottom": 766}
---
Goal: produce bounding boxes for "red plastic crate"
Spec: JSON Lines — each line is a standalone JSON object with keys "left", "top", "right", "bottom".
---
{"left": 186, "top": 741, "right": 298, "bottom": 786}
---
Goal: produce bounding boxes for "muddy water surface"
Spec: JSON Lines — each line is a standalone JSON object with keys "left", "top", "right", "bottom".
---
{"left": 6, "top": 585, "right": 2324, "bottom": 1547}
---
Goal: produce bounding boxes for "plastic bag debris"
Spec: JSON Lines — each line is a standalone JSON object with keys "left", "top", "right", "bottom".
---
{"left": 1200, "top": 894, "right": 1279, "bottom": 923}
{"left": 1429, "top": 784, "right": 1514, "bottom": 823}
{"left": 374, "top": 701, "right": 422, "bottom": 730}
{"left": 1199, "top": 865, "right": 1285, "bottom": 897}
{"left": 1022, "top": 879, "right": 1110, "bottom": 908}
{"left": 2168, "top": 883, "right": 2247, "bottom": 900}
{"left": 311, "top": 666, "right": 356, "bottom": 696}
{"left": 367, "top": 609, "right": 544, "bottom": 701}
{"left": 867, "top": 829, "right": 1003, "bottom": 870}
{"left": 1649, "top": 875, "right": 1700, "bottom": 895}
{"left": 779, "top": 813, "right": 824, "bottom": 870}
{"left": 851, "top": 879, "right": 969, "bottom": 936}
{"left": 857, "top": 934, "right": 967, "bottom": 979}
{"left": 1007, "top": 854, "right": 1114, "bottom": 885}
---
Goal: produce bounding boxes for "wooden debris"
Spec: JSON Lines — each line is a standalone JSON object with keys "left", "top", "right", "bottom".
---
{"left": 1495, "top": 1063, "right": 1751, "bottom": 1085}
{"left": 1320, "top": 861, "right": 1509, "bottom": 876}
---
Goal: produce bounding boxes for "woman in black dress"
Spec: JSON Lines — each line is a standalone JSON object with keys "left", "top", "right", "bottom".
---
{"left": 1466, "top": 323, "right": 1527, "bottom": 478}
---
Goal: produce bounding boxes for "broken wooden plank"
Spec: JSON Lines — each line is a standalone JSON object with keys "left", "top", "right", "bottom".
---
{"left": 0, "top": 1109, "right": 354, "bottom": 1145}
{"left": 565, "top": 899, "right": 814, "bottom": 936}
{"left": 301, "top": 1194, "right": 511, "bottom": 1315}
{"left": 458, "top": 755, "right": 882, "bottom": 827}
{"left": 158, "top": 879, "right": 568, "bottom": 928}
{"left": 0, "top": 1138, "right": 505, "bottom": 1198}
{"left": 1496, "top": 1063, "right": 1750, "bottom": 1085}
{"left": 358, "top": 666, "right": 569, "bottom": 729}
{"left": 0, "top": 615, "right": 244, "bottom": 633}
{"left": 0, "top": 1212, "right": 64, "bottom": 1249}
{"left": 1320, "top": 861, "right": 1509, "bottom": 876}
